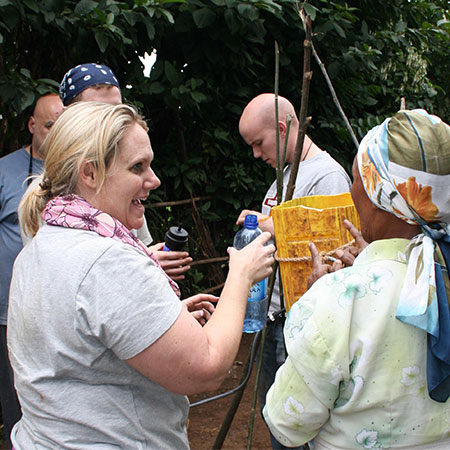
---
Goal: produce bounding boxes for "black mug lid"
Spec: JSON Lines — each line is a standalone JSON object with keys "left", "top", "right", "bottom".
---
{"left": 165, "top": 226, "right": 188, "bottom": 250}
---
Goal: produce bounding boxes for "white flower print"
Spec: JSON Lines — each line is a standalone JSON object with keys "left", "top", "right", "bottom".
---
{"left": 355, "top": 429, "right": 379, "bottom": 448}
{"left": 338, "top": 273, "right": 366, "bottom": 307}
{"left": 325, "top": 270, "right": 345, "bottom": 286}
{"left": 401, "top": 366, "right": 419, "bottom": 386}
{"left": 367, "top": 265, "right": 393, "bottom": 294}
{"left": 283, "top": 396, "right": 304, "bottom": 418}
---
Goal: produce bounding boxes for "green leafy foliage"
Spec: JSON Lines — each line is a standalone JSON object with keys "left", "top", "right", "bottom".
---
{"left": 0, "top": 0, "right": 449, "bottom": 293}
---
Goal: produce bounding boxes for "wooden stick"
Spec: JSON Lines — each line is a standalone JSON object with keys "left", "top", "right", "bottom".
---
{"left": 190, "top": 256, "right": 229, "bottom": 267}
{"left": 285, "top": 14, "right": 313, "bottom": 202}
{"left": 148, "top": 196, "right": 211, "bottom": 208}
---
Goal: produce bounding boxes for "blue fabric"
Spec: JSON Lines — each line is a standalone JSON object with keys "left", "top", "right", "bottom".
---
{"left": 0, "top": 148, "right": 43, "bottom": 325}
{"left": 428, "top": 239, "right": 450, "bottom": 402}
{"left": 59, "top": 63, "right": 120, "bottom": 106}
{"left": 258, "top": 320, "right": 286, "bottom": 409}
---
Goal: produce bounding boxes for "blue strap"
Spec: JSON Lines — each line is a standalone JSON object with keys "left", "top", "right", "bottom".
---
{"left": 427, "top": 239, "right": 450, "bottom": 402}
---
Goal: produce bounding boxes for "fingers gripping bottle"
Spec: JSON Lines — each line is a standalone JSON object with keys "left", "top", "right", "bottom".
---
{"left": 163, "top": 225, "right": 189, "bottom": 252}
{"left": 233, "top": 214, "right": 268, "bottom": 333}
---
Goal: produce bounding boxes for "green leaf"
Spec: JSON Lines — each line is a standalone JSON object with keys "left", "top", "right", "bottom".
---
{"left": 20, "top": 68, "right": 32, "bottom": 79}
{"left": 20, "top": 89, "right": 36, "bottom": 112}
{"left": 143, "top": 16, "right": 155, "bottom": 40}
{"left": 333, "top": 22, "right": 346, "bottom": 38}
{"left": 237, "top": 4, "right": 258, "bottom": 21}
{"left": 303, "top": 3, "right": 317, "bottom": 21}
{"left": 0, "top": 32, "right": 3, "bottom": 44}
{"left": 165, "top": 61, "right": 180, "bottom": 85}
{"left": 158, "top": 8, "right": 174, "bottom": 24}
{"left": 192, "top": 8, "right": 216, "bottom": 28}
{"left": 150, "top": 61, "right": 164, "bottom": 80}
{"left": 0, "top": 0, "right": 13, "bottom": 6}
{"left": 43, "top": 10, "right": 56, "bottom": 23}
{"left": 106, "top": 12, "right": 114, "bottom": 25}
{"left": 123, "top": 10, "right": 137, "bottom": 26}
{"left": 1, "top": 6, "right": 19, "bottom": 30}
{"left": 95, "top": 30, "right": 109, "bottom": 52}
{"left": 191, "top": 91, "right": 206, "bottom": 103}
{"left": 22, "top": 0, "right": 39, "bottom": 13}
{"left": 224, "top": 8, "right": 240, "bottom": 34}
{"left": 74, "top": 0, "right": 97, "bottom": 15}
{"left": 36, "top": 78, "right": 60, "bottom": 88}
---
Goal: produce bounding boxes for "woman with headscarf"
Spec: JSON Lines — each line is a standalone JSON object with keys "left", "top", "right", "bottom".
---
{"left": 263, "top": 109, "right": 450, "bottom": 449}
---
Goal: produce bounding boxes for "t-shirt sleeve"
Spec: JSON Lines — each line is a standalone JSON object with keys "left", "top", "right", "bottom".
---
{"left": 76, "top": 243, "right": 181, "bottom": 360}
{"left": 308, "top": 170, "right": 351, "bottom": 196}
{"left": 135, "top": 215, "right": 153, "bottom": 246}
{"left": 263, "top": 273, "right": 354, "bottom": 445}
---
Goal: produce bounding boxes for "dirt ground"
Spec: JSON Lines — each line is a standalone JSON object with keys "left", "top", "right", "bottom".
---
{"left": 188, "top": 333, "right": 272, "bottom": 450}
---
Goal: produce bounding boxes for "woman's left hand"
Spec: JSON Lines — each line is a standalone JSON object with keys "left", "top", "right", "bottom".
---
{"left": 182, "top": 294, "right": 217, "bottom": 326}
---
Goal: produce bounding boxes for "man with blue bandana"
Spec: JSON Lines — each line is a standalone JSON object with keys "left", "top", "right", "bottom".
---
{"left": 263, "top": 109, "right": 450, "bottom": 449}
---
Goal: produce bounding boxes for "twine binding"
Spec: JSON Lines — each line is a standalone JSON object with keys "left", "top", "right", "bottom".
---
{"left": 275, "top": 239, "right": 356, "bottom": 264}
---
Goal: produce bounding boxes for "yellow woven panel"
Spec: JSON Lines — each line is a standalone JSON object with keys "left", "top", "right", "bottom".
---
{"left": 272, "top": 192, "right": 360, "bottom": 312}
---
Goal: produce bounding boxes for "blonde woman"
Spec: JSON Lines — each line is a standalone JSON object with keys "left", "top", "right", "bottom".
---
{"left": 8, "top": 102, "right": 274, "bottom": 449}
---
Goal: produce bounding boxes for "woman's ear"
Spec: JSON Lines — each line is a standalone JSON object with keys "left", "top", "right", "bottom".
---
{"left": 78, "top": 160, "right": 98, "bottom": 190}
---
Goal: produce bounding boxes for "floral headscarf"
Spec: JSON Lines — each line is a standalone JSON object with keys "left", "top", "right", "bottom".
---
{"left": 357, "top": 109, "right": 450, "bottom": 402}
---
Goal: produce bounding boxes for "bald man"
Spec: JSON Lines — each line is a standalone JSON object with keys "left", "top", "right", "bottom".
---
{"left": 236, "top": 93, "right": 351, "bottom": 449}
{"left": 0, "top": 93, "right": 63, "bottom": 448}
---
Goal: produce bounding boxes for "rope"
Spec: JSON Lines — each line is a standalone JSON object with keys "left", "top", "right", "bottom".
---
{"left": 275, "top": 239, "right": 355, "bottom": 264}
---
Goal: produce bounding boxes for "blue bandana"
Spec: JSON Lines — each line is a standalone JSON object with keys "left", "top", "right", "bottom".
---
{"left": 59, "top": 63, "right": 120, "bottom": 106}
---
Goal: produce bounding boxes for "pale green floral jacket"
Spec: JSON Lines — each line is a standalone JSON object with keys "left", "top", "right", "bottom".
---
{"left": 264, "top": 239, "right": 450, "bottom": 449}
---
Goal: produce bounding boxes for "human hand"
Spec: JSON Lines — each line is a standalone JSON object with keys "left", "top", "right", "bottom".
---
{"left": 227, "top": 232, "right": 275, "bottom": 286}
{"left": 182, "top": 294, "right": 217, "bottom": 326}
{"left": 333, "top": 219, "right": 368, "bottom": 267}
{"left": 306, "top": 242, "right": 344, "bottom": 289}
{"left": 149, "top": 242, "right": 193, "bottom": 281}
{"left": 236, "top": 210, "right": 273, "bottom": 235}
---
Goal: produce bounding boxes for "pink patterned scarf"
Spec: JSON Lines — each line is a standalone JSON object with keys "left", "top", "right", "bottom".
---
{"left": 43, "top": 194, "right": 180, "bottom": 297}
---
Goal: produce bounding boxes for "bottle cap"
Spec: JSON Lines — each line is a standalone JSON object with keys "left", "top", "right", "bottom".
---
{"left": 164, "top": 225, "right": 189, "bottom": 251}
{"left": 243, "top": 214, "right": 258, "bottom": 230}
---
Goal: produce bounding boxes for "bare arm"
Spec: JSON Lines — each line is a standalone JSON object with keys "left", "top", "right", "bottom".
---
{"left": 125, "top": 232, "right": 275, "bottom": 395}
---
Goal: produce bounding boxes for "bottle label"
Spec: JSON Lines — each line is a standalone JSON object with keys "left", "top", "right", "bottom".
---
{"left": 248, "top": 279, "right": 267, "bottom": 301}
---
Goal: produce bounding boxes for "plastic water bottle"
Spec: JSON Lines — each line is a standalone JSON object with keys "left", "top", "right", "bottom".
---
{"left": 233, "top": 214, "right": 267, "bottom": 333}
{"left": 163, "top": 225, "right": 189, "bottom": 251}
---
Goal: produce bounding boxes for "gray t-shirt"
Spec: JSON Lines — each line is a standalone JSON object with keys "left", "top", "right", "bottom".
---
{"left": 261, "top": 151, "right": 351, "bottom": 314}
{"left": 8, "top": 224, "right": 188, "bottom": 449}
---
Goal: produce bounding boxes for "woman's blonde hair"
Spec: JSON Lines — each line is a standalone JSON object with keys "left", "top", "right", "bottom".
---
{"left": 20, "top": 102, "right": 147, "bottom": 237}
